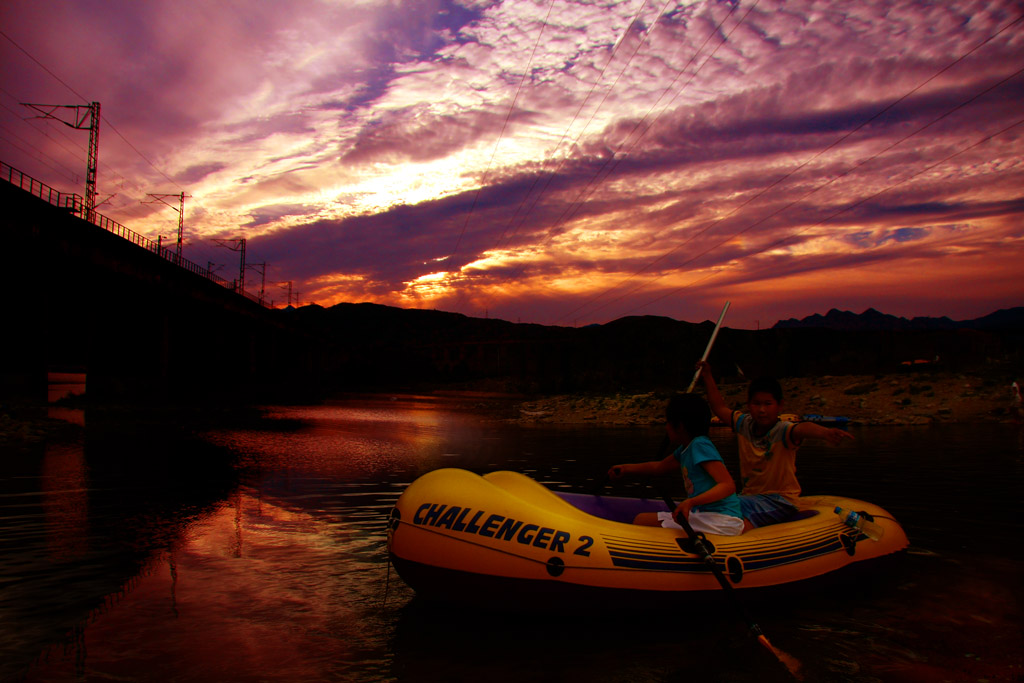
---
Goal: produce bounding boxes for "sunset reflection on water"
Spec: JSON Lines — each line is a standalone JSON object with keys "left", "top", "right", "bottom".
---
{"left": 27, "top": 486, "right": 397, "bottom": 682}
{"left": 41, "top": 442, "right": 89, "bottom": 561}
{"left": 210, "top": 396, "right": 505, "bottom": 480}
{"left": 7, "top": 396, "right": 1022, "bottom": 682}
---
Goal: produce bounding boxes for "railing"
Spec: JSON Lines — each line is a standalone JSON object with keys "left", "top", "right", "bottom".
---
{"left": 2, "top": 160, "right": 269, "bottom": 307}
{"left": 2, "top": 159, "right": 82, "bottom": 212}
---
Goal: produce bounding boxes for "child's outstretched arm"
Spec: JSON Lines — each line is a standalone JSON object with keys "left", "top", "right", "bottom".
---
{"left": 792, "top": 421, "right": 854, "bottom": 446}
{"left": 608, "top": 454, "right": 677, "bottom": 481}
{"left": 696, "top": 360, "right": 733, "bottom": 424}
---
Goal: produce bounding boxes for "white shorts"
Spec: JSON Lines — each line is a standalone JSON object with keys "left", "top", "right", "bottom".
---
{"left": 657, "top": 510, "right": 744, "bottom": 536}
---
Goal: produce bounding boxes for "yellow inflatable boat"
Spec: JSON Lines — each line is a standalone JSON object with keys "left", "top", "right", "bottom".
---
{"left": 388, "top": 468, "right": 909, "bottom": 608}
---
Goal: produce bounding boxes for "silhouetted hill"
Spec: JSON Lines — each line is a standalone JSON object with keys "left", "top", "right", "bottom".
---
{"left": 277, "top": 303, "right": 1024, "bottom": 395}
{"left": 773, "top": 307, "right": 1024, "bottom": 331}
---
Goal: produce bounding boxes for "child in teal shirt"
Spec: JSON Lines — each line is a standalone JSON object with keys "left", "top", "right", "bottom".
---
{"left": 608, "top": 393, "right": 744, "bottom": 535}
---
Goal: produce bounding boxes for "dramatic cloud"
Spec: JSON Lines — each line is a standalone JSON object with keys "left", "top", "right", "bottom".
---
{"left": 1, "top": 0, "right": 1021, "bottom": 326}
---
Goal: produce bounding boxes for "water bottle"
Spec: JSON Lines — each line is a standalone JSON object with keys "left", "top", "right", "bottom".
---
{"left": 834, "top": 506, "right": 884, "bottom": 541}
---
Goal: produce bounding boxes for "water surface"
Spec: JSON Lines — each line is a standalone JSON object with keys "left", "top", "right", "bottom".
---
{"left": 2, "top": 395, "right": 1022, "bottom": 681}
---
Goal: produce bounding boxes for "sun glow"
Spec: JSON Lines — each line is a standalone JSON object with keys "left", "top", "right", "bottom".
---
{"left": 399, "top": 271, "right": 458, "bottom": 303}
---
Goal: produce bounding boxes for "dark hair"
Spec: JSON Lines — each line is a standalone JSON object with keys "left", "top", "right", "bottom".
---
{"left": 748, "top": 377, "right": 783, "bottom": 403}
{"left": 665, "top": 393, "right": 711, "bottom": 437}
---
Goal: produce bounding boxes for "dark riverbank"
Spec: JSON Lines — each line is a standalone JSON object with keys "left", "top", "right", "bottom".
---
{"left": 515, "top": 370, "right": 1021, "bottom": 426}
{"left": 0, "top": 399, "right": 277, "bottom": 447}
{"left": 282, "top": 303, "right": 1024, "bottom": 396}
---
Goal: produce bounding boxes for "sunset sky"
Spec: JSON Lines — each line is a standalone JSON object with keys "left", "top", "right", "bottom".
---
{"left": 1, "top": 0, "right": 1021, "bottom": 328}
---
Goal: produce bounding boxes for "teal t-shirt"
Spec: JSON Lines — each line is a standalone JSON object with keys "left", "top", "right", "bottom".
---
{"left": 673, "top": 435, "right": 742, "bottom": 519}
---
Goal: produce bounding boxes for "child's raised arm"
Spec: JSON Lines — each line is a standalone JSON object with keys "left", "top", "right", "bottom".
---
{"left": 697, "top": 361, "right": 733, "bottom": 425}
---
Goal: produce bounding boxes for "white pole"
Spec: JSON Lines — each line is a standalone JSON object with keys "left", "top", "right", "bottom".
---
{"left": 686, "top": 301, "right": 730, "bottom": 393}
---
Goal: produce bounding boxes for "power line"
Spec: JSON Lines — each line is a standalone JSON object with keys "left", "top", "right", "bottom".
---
{"left": 0, "top": 129, "right": 79, "bottom": 182}
{"left": 473, "top": 0, "right": 670, "bottom": 261}
{"left": 443, "top": 0, "right": 559, "bottom": 266}
{"left": 21, "top": 102, "right": 101, "bottom": 218}
{"left": 103, "top": 117, "right": 182, "bottom": 190}
{"left": 3, "top": 86, "right": 161, "bottom": 206}
{"left": 602, "top": 62, "right": 1024, "bottom": 320}
{"left": 1, "top": 24, "right": 236, "bottom": 279}
{"left": 0, "top": 115, "right": 81, "bottom": 180}
{"left": 552, "top": 10, "right": 1024, "bottom": 324}
{"left": 0, "top": 29, "right": 89, "bottom": 102}
{"left": 2, "top": 27, "right": 194, "bottom": 196}
{"left": 450, "top": 0, "right": 679, "bottom": 316}
{"left": 628, "top": 113, "right": 1024, "bottom": 317}
{"left": 0, "top": 90, "right": 89, "bottom": 155}
{"left": 550, "top": 0, "right": 759, "bottom": 233}
{"left": 488, "top": 0, "right": 751, "bottom": 304}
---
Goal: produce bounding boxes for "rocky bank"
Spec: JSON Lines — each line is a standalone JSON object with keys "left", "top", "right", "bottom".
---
{"left": 515, "top": 371, "right": 1022, "bottom": 426}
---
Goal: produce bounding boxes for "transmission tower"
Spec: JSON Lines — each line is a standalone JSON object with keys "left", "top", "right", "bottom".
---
{"left": 273, "top": 281, "right": 293, "bottom": 307}
{"left": 245, "top": 261, "right": 268, "bottom": 304}
{"left": 213, "top": 238, "right": 246, "bottom": 293}
{"left": 22, "top": 101, "right": 100, "bottom": 220}
{"left": 145, "top": 192, "right": 190, "bottom": 263}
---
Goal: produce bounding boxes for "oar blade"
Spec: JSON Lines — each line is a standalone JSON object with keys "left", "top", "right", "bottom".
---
{"left": 757, "top": 634, "right": 804, "bottom": 681}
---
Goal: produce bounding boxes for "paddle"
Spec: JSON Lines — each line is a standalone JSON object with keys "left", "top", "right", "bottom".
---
{"left": 660, "top": 492, "right": 803, "bottom": 679}
{"left": 686, "top": 301, "right": 730, "bottom": 393}
{"left": 672, "top": 301, "right": 802, "bottom": 678}
{"left": 597, "top": 303, "right": 730, "bottom": 495}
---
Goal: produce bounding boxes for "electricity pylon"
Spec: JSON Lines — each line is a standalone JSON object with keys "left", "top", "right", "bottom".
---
{"left": 213, "top": 238, "right": 246, "bottom": 293}
{"left": 22, "top": 102, "right": 100, "bottom": 221}
{"left": 245, "top": 261, "right": 267, "bottom": 304}
{"left": 145, "top": 192, "right": 190, "bottom": 263}
{"left": 272, "top": 281, "right": 293, "bottom": 307}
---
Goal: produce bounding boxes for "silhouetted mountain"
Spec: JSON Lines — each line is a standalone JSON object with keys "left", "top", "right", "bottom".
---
{"left": 279, "top": 303, "right": 1024, "bottom": 394}
{"left": 773, "top": 307, "right": 1024, "bottom": 331}
{"left": 970, "top": 307, "right": 1024, "bottom": 330}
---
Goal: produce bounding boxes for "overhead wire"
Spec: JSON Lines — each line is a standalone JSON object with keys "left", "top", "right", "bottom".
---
{"left": 0, "top": 25, "right": 247, "bottom": 284}
{"left": 597, "top": 61, "right": 1024, "bottom": 320}
{"left": 2, "top": 84, "right": 176, "bottom": 216}
{"left": 0, "top": 29, "right": 89, "bottom": 102}
{"left": 2, "top": 28, "right": 184, "bottom": 191}
{"left": 1, "top": 89, "right": 90, "bottom": 156}
{"left": 631, "top": 112, "right": 1024, "bottom": 316}
{"left": 552, "top": 9, "right": 1024, "bottom": 324}
{"left": 485, "top": 0, "right": 751, "bottom": 307}
{"left": 550, "top": 0, "right": 759, "bottom": 232}
{"left": 482, "top": 0, "right": 669, "bottom": 256}
{"left": 443, "top": 0, "right": 559, "bottom": 267}
{"left": 0, "top": 128, "right": 79, "bottom": 181}
{"left": 0, "top": 91, "right": 86, "bottom": 185}
{"left": 0, "top": 100, "right": 82, "bottom": 181}
{"left": 604, "top": 66, "right": 1024, "bottom": 319}
{"left": 453, "top": 0, "right": 673, "bottom": 315}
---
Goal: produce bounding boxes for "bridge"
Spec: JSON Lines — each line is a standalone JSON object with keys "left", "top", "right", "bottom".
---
{"left": 1, "top": 162, "right": 333, "bottom": 404}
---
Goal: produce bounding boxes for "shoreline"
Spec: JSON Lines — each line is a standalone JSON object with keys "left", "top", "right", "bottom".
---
{"left": 514, "top": 370, "right": 1022, "bottom": 426}
{"left": 2, "top": 369, "right": 1019, "bottom": 446}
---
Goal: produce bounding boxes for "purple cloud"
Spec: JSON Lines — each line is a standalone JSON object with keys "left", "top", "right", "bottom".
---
{"left": 1, "top": 0, "right": 1021, "bottom": 329}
